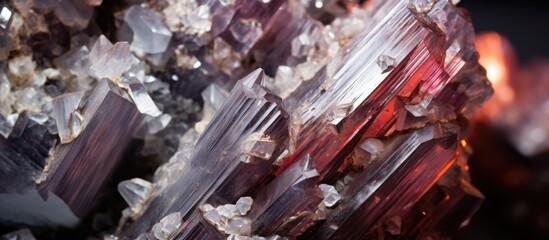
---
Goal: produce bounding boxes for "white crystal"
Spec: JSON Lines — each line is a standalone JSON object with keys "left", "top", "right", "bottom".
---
{"left": 14, "top": 87, "right": 43, "bottom": 112}
{"left": 376, "top": 54, "right": 396, "bottom": 73}
{"left": 291, "top": 33, "right": 313, "bottom": 58}
{"left": 0, "top": 115, "right": 11, "bottom": 138}
{"left": 124, "top": 6, "right": 173, "bottom": 54}
{"left": 0, "top": 73, "right": 10, "bottom": 102}
{"left": 9, "top": 55, "right": 36, "bottom": 83}
{"left": 89, "top": 42, "right": 133, "bottom": 80}
{"left": 236, "top": 196, "right": 253, "bottom": 215}
{"left": 152, "top": 212, "right": 182, "bottom": 240}
{"left": 241, "top": 132, "right": 276, "bottom": 160}
{"left": 269, "top": 66, "right": 300, "bottom": 99}
{"left": 54, "top": 0, "right": 93, "bottom": 30}
{"left": 225, "top": 216, "right": 252, "bottom": 235}
{"left": 216, "top": 204, "right": 239, "bottom": 220}
{"left": 122, "top": 77, "right": 162, "bottom": 117}
{"left": 118, "top": 178, "right": 153, "bottom": 215}
{"left": 147, "top": 114, "right": 172, "bottom": 134}
{"left": 182, "top": 5, "right": 213, "bottom": 35}
{"left": 68, "top": 110, "right": 83, "bottom": 139}
{"left": 0, "top": 7, "right": 12, "bottom": 30}
{"left": 89, "top": 35, "right": 113, "bottom": 64}
{"left": 203, "top": 208, "right": 223, "bottom": 226}
{"left": 319, "top": 184, "right": 341, "bottom": 207}
{"left": 355, "top": 138, "right": 385, "bottom": 165}
{"left": 405, "top": 94, "right": 433, "bottom": 117}
{"left": 52, "top": 92, "right": 84, "bottom": 144}
{"left": 408, "top": 0, "right": 436, "bottom": 14}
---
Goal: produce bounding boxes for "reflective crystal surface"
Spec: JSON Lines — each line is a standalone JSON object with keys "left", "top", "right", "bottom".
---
{"left": 0, "top": 0, "right": 491, "bottom": 238}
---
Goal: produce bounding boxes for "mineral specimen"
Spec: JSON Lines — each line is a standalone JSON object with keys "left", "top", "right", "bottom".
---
{"left": 0, "top": 0, "right": 491, "bottom": 239}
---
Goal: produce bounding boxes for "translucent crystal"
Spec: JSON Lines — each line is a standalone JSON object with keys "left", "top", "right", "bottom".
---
{"left": 147, "top": 114, "right": 172, "bottom": 134}
{"left": 270, "top": 66, "right": 299, "bottom": 99}
{"left": 68, "top": 110, "right": 83, "bottom": 140}
{"left": 0, "top": 115, "right": 11, "bottom": 138}
{"left": 405, "top": 94, "right": 433, "bottom": 117}
{"left": 14, "top": 87, "right": 42, "bottom": 112}
{"left": 354, "top": 138, "right": 384, "bottom": 166}
{"left": 152, "top": 212, "right": 182, "bottom": 240}
{"left": 9, "top": 55, "right": 36, "bottom": 83}
{"left": 89, "top": 42, "right": 133, "bottom": 80}
{"left": 124, "top": 6, "right": 173, "bottom": 54}
{"left": 54, "top": 0, "right": 93, "bottom": 30}
{"left": 89, "top": 35, "right": 113, "bottom": 64}
{"left": 195, "top": 84, "right": 229, "bottom": 133}
{"left": 0, "top": 73, "right": 10, "bottom": 102}
{"left": 182, "top": 5, "right": 213, "bottom": 35}
{"left": 52, "top": 92, "right": 84, "bottom": 144}
{"left": 13, "top": 0, "right": 33, "bottom": 16}
{"left": 122, "top": 77, "right": 162, "bottom": 117}
{"left": 318, "top": 184, "right": 341, "bottom": 207}
{"left": 203, "top": 208, "right": 223, "bottom": 227}
{"left": 118, "top": 178, "right": 153, "bottom": 215}
{"left": 408, "top": 0, "right": 436, "bottom": 14}
{"left": 225, "top": 216, "right": 252, "bottom": 235}
{"left": 291, "top": 33, "right": 313, "bottom": 58}
{"left": 229, "top": 18, "right": 263, "bottom": 53}
{"left": 240, "top": 132, "right": 276, "bottom": 160}
{"left": 216, "top": 204, "right": 239, "bottom": 220}
{"left": 0, "top": 7, "right": 13, "bottom": 30}
{"left": 236, "top": 197, "right": 253, "bottom": 215}
{"left": 376, "top": 54, "right": 396, "bottom": 73}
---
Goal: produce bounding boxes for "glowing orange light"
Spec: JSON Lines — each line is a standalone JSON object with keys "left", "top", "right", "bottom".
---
{"left": 475, "top": 32, "right": 518, "bottom": 119}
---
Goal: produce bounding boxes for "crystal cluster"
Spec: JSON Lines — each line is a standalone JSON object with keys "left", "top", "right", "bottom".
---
{"left": 0, "top": 0, "right": 491, "bottom": 239}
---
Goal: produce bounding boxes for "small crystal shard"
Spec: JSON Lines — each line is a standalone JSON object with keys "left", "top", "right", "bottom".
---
{"left": 89, "top": 35, "right": 114, "bottom": 64}
{"left": 122, "top": 77, "right": 162, "bottom": 117}
{"left": 147, "top": 114, "right": 172, "bottom": 134}
{"left": 54, "top": 0, "right": 93, "bottom": 30}
{"left": 241, "top": 132, "right": 276, "bottom": 160}
{"left": 152, "top": 212, "right": 182, "bottom": 240}
{"left": 291, "top": 33, "right": 313, "bottom": 58}
{"left": 354, "top": 138, "right": 385, "bottom": 166}
{"left": 376, "top": 54, "right": 397, "bottom": 73}
{"left": 124, "top": 6, "right": 173, "bottom": 54}
{"left": 89, "top": 42, "right": 132, "bottom": 80}
{"left": 52, "top": 92, "right": 84, "bottom": 144}
{"left": 118, "top": 178, "right": 153, "bottom": 216}
{"left": 408, "top": 0, "right": 436, "bottom": 14}
{"left": 0, "top": 7, "right": 12, "bottom": 30}
{"left": 319, "top": 184, "right": 341, "bottom": 207}
{"left": 229, "top": 18, "right": 263, "bottom": 54}
{"left": 236, "top": 197, "right": 253, "bottom": 215}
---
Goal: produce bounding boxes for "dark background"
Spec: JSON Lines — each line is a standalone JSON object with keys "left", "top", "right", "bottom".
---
{"left": 461, "top": 0, "right": 549, "bottom": 62}
{"left": 458, "top": 0, "right": 549, "bottom": 239}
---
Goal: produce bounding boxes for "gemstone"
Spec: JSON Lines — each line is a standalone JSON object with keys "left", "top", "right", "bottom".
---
{"left": 0, "top": 0, "right": 491, "bottom": 239}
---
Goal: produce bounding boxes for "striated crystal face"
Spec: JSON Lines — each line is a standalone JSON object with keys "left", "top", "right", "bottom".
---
{"left": 0, "top": 0, "right": 491, "bottom": 238}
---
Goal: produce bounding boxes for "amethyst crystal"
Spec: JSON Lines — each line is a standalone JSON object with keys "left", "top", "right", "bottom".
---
{"left": 0, "top": 0, "right": 491, "bottom": 238}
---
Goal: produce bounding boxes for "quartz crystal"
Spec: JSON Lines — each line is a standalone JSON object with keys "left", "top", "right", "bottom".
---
{"left": 123, "top": 6, "right": 173, "bottom": 54}
{"left": 0, "top": 0, "right": 491, "bottom": 238}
